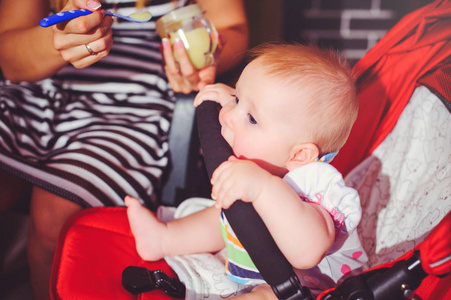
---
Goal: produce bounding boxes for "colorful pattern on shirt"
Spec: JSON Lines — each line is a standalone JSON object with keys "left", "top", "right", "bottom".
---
{"left": 219, "top": 162, "right": 366, "bottom": 288}
{"left": 219, "top": 210, "right": 264, "bottom": 284}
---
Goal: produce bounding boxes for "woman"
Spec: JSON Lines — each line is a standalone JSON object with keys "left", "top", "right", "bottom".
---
{"left": 0, "top": 0, "right": 248, "bottom": 299}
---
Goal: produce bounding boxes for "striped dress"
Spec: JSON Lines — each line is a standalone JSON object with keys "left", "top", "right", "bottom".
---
{"left": 0, "top": 0, "right": 190, "bottom": 209}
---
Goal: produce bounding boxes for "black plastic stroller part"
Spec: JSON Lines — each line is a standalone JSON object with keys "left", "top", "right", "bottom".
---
{"left": 122, "top": 266, "right": 186, "bottom": 298}
{"left": 321, "top": 250, "right": 428, "bottom": 300}
{"left": 196, "top": 101, "right": 313, "bottom": 300}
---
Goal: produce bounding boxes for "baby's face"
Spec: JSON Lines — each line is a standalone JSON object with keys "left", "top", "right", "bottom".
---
{"left": 219, "top": 59, "right": 306, "bottom": 174}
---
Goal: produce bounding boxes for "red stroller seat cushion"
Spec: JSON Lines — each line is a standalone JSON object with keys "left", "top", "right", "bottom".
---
{"left": 50, "top": 207, "right": 179, "bottom": 300}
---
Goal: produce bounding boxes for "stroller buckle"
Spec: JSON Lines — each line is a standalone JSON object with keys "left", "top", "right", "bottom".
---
{"left": 272, "top": 272, "right": 314, "bottom": 300}
{"left": 122, "top": 266, "right": 185, "bottom": 298}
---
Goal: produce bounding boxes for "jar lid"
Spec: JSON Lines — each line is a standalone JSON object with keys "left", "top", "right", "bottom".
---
{"left": 157, "top": 4, "right": 203, "bottom": 25}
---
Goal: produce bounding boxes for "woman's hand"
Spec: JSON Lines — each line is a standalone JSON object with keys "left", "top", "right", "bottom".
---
{"left": 163, "top": 0, "right": 248, "bottom": 94}
{"left": 0, "top": 0, "right": 113, "bottom": 81}
{"left": 162, "top": 37, "right": 218, "bottom": 94}
{"left": 52, "top": 0, "right": 113, "bottom": 68}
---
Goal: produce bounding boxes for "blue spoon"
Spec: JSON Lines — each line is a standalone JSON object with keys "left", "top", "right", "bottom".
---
{"left": 39, "top": 9, "right": 152, "bottom": 27}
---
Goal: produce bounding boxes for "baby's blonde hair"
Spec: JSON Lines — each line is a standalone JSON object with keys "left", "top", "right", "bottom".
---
{"left": 248, "top": 43, "right": 358, "bottom": 154}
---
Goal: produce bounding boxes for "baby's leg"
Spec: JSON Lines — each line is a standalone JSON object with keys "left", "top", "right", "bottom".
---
{"left": 125, "top": 196, "right": 166, "bottom": 261}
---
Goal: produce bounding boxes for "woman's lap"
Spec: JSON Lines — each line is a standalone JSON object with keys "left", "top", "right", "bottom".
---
{"left": 0, "top": 80, "right": 175, "bottom": 209}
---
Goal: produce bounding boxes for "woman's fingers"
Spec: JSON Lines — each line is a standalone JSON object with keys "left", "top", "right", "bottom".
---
{"left": 162, "top": 38, "right": 180, "bottom": 73}
{"left": 52, "top": 6, "right": 113, "bottom": 68}
{"left": 54, "top": 10, "right": 105, "bottom": 34}
{"left": 162, "top": 37, "right": 206, "bottom": 94}
{"left": 53, "top": 12, "right": 112, "bottom": 47}
{"left": 173, "top": 39, "right": 198, "bottom": 85}
{"left": 197, "top": 66, "right": 216, "bottom": 90}
{"left": 69, "top": 0, "right": 102, "bottom": 10}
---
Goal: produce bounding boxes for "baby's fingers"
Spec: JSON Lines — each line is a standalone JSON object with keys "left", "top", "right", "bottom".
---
{"left": 213, "top": 188, "right": 236, "bottom": 210}
{"left": 194, "top": 85, "right": 219, "bottom": 107}
{"left": 211, "top": 168, "right": 240, "bottom": 208}
{"left": 227, "top": 156, "right": 238, "bottom": 162}
{"left": 211, "top": 158, "right": 236, "bottom": 185}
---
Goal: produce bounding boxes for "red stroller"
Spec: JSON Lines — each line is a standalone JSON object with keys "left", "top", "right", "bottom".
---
{"left": 50, "top": 0, "right": 451, "bottom": 299}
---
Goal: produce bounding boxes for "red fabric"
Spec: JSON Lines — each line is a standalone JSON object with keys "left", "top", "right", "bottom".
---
{"left": 419, "top": 211, "right": 451, "bottom": 277}
{"left": 332, "top": 0, "right": 451, "bottom": 176}
{"left": 50, "top": 207, "right": 178, "bottom": 300}
{"left": 318, "top": 212, "right": 451, "bottom": 300}
{"left": 418, "top": 56, "right": 451, "bottom": 104}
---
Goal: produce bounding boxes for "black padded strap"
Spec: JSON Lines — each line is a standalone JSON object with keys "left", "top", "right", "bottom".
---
{"left": 196, "top": 101, "right": 312, "bottom": 299}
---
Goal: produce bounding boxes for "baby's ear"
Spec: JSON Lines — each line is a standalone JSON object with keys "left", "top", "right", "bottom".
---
{"left": 286, "top": 143, "right": 319, "bottom": 171}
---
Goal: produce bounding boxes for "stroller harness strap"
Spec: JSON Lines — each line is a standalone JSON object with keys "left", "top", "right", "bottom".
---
{"left": 196, "top": 101, "right": 313, "bottom": 300}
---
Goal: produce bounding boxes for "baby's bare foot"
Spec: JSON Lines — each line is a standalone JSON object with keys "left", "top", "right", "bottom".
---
{"left": 125, "top": 196, "right": 166, "bottom": 261}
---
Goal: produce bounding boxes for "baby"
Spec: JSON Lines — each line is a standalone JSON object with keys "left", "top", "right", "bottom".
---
{"left": 126, "top": 43, "right": 367, "bottom": 298}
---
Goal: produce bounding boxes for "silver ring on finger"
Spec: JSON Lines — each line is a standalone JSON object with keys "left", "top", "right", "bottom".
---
{"left": 85, "top": 43, "right": 97, "bottom": 56}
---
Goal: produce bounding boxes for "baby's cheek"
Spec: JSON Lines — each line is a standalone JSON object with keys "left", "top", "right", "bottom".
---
{"left": 239, "top": 146, "right": 277, "bottom": 167}
{"left": 232, "top": 138, "right": 257, "bottom": 159}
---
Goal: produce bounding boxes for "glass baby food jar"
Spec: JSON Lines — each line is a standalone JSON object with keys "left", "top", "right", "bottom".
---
{"left": 156, "top": 4, "right": 219, "bottom": 70}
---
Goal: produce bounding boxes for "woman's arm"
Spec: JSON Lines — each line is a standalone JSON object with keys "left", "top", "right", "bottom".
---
{"left": 0, "top": 0, "right": 112, "bottom": 82}
{"left": 199, "top": 0, "right": 248, "bottom": 74}
{"left": 0, "top": 0, "right": 61, "bottom": 81}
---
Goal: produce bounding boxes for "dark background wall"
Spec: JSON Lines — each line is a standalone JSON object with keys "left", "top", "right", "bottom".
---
{"left": 245, "top": 0, "right": 433, "bottom": 64}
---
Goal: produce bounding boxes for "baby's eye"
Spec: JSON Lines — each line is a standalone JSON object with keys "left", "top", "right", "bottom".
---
{"left": 234, "top": 96, "right": 239, "bottom": 105}
{"left": 248, "top": 114, "right": 257, "bottom": 125}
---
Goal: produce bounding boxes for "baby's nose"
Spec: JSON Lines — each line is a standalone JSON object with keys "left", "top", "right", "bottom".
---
{"left": 220, "top": 105, "right": 235, "bottom": 129}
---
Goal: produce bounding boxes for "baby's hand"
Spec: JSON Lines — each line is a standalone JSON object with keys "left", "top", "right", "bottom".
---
{"left": 194, "top": 83, "right": 236, "bottom": 107}
{"left": 211, "top": 156, "right": 272, "bottom": 209}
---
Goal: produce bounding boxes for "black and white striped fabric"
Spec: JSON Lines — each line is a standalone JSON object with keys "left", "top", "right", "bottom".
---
{"left": 0, "top": 0, "right": 190, "bottom": 209}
